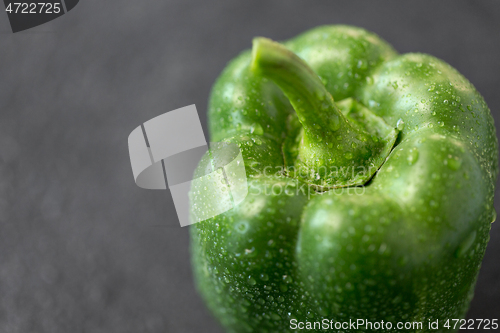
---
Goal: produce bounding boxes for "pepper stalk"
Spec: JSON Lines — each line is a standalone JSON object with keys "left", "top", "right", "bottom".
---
{"left": 251, "top": 37, "right": 398, "bottom": 188}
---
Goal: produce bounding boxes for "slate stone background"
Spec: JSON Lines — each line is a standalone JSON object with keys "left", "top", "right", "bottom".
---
{"left": 0, "top": 1, "right": 498, "bottom": 332}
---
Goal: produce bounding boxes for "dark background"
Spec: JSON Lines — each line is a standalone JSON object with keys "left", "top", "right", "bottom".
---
{"left": 0, "top": 1, "right": 498, "bottom": 332}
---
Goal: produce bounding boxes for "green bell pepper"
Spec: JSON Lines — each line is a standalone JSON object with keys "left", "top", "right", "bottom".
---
{"left": 190, "top": 25, "right": 498, "bottom": 332}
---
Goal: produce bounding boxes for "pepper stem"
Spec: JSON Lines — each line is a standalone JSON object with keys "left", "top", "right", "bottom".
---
{"left": 251, "top": 37, "right": 343, "bottom": 135}
{"left": 251, "top": 37, "right": 398, "bottom": 189}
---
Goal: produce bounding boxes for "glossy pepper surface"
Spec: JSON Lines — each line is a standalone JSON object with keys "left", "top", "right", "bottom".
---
{"left": 189, "top": 25, "right": 498, "bottom": 332}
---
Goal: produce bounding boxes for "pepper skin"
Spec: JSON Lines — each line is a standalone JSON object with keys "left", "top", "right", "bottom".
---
{"left": 189, "top": 25, "right": 498, "bottom": 333}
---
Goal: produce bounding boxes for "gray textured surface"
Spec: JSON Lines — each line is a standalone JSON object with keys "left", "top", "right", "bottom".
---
{"left": 0, "top": 1, "right": 498, "bottom": 332}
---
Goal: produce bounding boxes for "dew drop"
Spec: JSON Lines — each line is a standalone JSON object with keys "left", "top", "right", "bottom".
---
{"left": 396, "top": 119, "right": 405, "bottom": 131}
{"left": 236, "top": 221, "right": 249, "bottom": 233}
{"left": 250, "top": 123, "right": 263, "bottom": 135}
{"left": 454, "top": 231, "right": 477, "bottom": 258}
{"left": 407, "top": 148, "right": 419, "bottom": 166}
{"left": 446, "top": 157, "right": 462, "bottom": 170}
{"left": 271, "top": 312, "right": 281, "bottom": 321}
